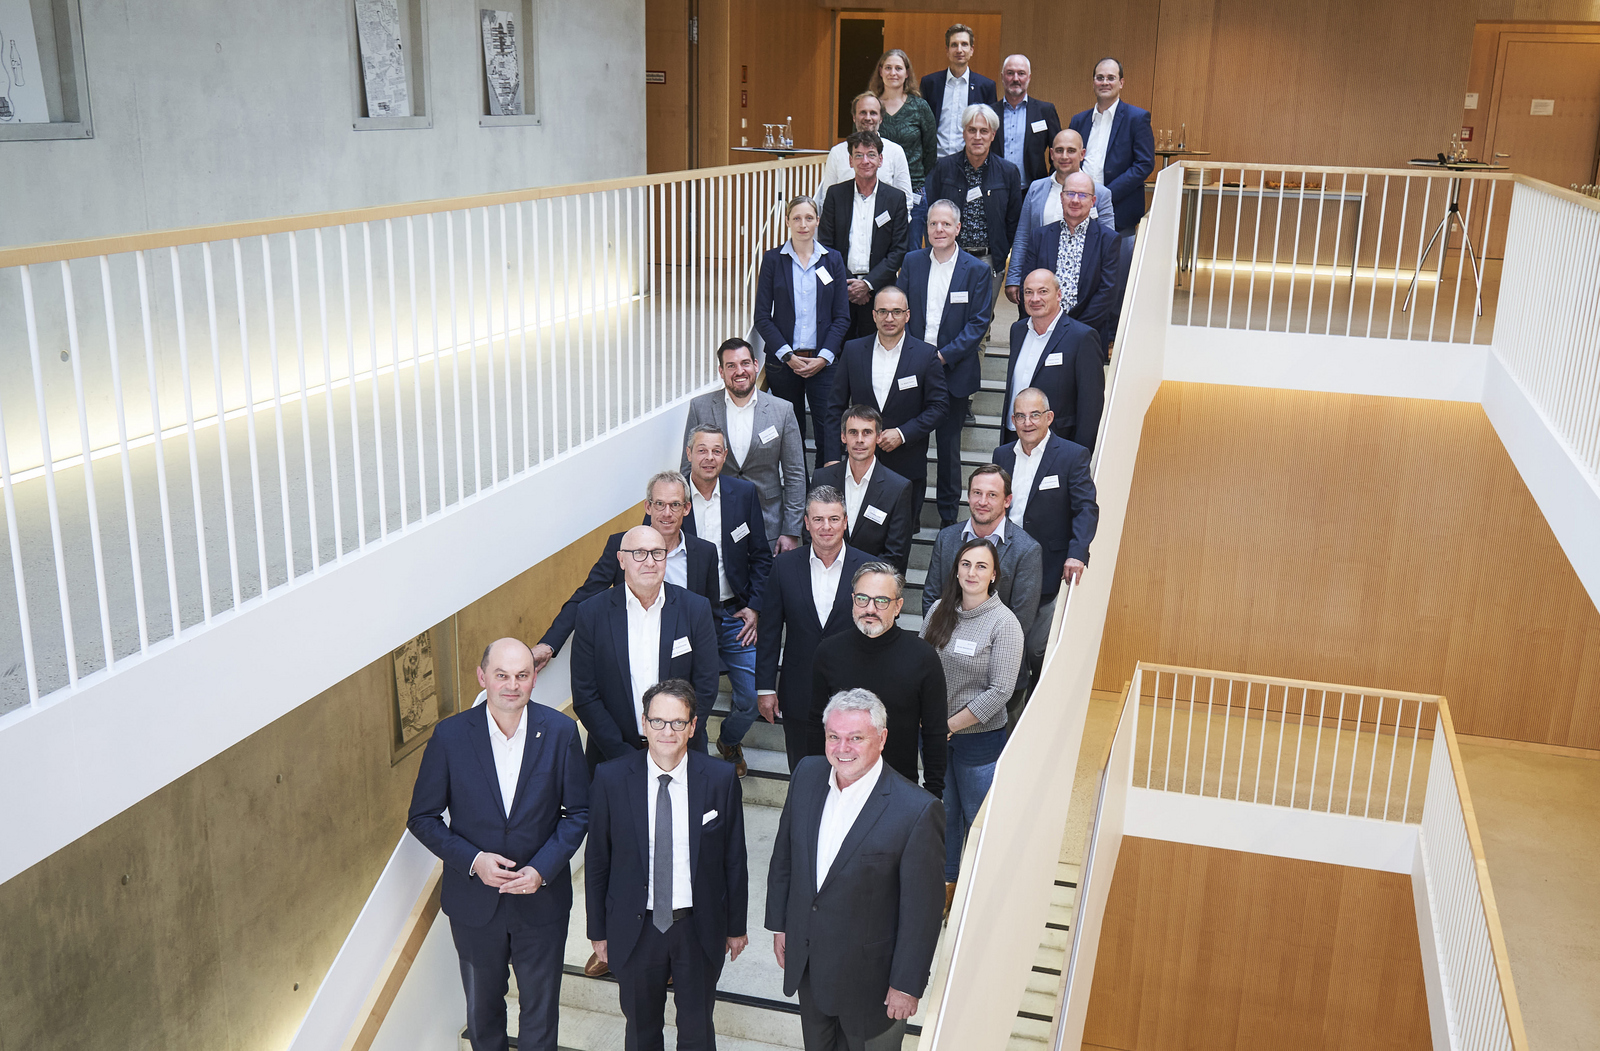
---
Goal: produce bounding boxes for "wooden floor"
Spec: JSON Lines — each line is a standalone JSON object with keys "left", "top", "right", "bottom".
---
{"left": 1081, "top": 838, "right": 1432, "bottom": 1051}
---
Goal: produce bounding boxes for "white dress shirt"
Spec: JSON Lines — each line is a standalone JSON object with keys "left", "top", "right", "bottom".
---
{"left": 923, "top": 249, "right": 959, "bottom": 345}
{"left": 646, "top": 751, "right": 694, "bottom": 910}
{"left": 848, "top": 182, "right": 878, "bottom": 275}
{"left": 663, "top": 533, "right": 687, "bottom": 589}
{"left": 1084, "top": 99, "right": 1119, "bottom": 186}
{"left": 810, "top": 545, "right": 847, "bottom": 627}
{"left": 871, "top": 335, "right": 905, "bottom": 409}
{"left": 625, "top": 586, "right": 666, "bottom": 729}
{"left": 692, "top": 480, "right": 735, "bottom": 602}
{"left": 486, "top": 705, "right": 527, "bottom": 816}
{"left": 936, "top": 70, "right": 971, "bottom": 157}
{"left": 816, "top": 755, "right": 885, "bottom": 888}
{"left": 815, "top": 139, "right": 913, "bottom": 201}
{"left": 843, "top": 458, "right": 875, "bottom": 533}
{"left": 724, "top": 393, "right": 756, "bottom": 465}
{"left": 1009, "top": 439, "right": 1049, "bottom": 528}
{"left": 1008, "top": 310, "right": 1061, "bottom": 414}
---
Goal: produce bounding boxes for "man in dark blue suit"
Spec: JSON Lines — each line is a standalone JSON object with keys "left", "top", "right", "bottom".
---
{"left": 818, "top": 131, "right": 910, "bottom": 341}
{"left": 756, "top": 486, "right": 873, "bottom": 769}
{"left": 919, "top": 23, "right": 997, "bottom": 162}
{"left": 1001, "top": 270, "right": 1104, "bottom": 452}
{"left": 897, "top": 199, "right": 994, "bottom": 528}
{"left": 570, "top": 525, "right": 721, "bottom": 767}
{"left": 532, "top": 473, "right": 719, "bottom": 674}
{"left": 684, "top": 424, "right": 773, "bottom": 777}
{"left": 824, "top": 286, "right": 949, "bottom": 527}
{"left": 1012, "top": 172, "right": 1120, "bottom": 352}
{"left": 812, "top": 406, "right": 917, "bottom": 571}
{"left": 587, "top": 679, "right": 749, "bottom": 1051}
{"left": 407, "top": 638, "right": 590, "bottom": 1051}
{"left": 993, "top": 54, "right": 1061, "bottom": 188}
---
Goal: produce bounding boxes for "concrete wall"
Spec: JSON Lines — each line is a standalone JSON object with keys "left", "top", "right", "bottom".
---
{"left": 0, "top": 500, "right": 641, "bottom": 1051}
{"left": 0, "top": 0, "right": 646, "bottom": 249}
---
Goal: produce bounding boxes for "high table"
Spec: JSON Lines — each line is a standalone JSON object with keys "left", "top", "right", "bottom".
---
{"left": 730, "top": 146, "right": 830, "bottom": 160}
{"left": 1402, "top": 159, "right": 1509, "bottom": 314}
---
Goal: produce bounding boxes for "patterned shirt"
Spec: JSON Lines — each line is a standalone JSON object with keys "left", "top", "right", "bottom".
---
{"left": 958, "top": 154, "right": 990, "bottom": 253}
{"left": 1055, "top": 220, "right": 1088, "bottom": 313}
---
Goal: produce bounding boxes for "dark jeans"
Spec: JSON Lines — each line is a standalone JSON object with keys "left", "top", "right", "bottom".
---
{"left": 908, "top": 193, "right": 929, "bottom": 251}
{"left": 766, "top": 354, "right": 835, "bottom": 468}
{"left": 934, "top": 393, "right": 972, "bottom": 525}
{"left": 716, "top": 609, "right": 758, "bottom": 746}
{"left": 613, "top": 913, "right": 723, "bottom": 1051}
{"left": 1107, "top": 229, "right": 1136, "bottom": 355}
{"left": 944, "top": 728, "right": 1006, "bottom": 881}
{"left": 451, "top": 911, "right": 567, "bottom": 1051}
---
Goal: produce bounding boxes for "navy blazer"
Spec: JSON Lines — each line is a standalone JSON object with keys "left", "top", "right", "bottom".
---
{"left": 896, "top": 247, "right": 993, "bottom": 399}
{"left": 919, "top": 69, "right": 997, "bottom": 127}
{"left": 992, "top": 434, "right": 1099, "bottom": 599}
{"left": 755, "top": 545, "right": 873, "bottom": 719}
{"left": 812, "top": 460, "right": 916, "bottom": 572}
{"left": 570, "top": 584, "right": 721, "bottom": 761}
{"left": 1003, "top": 313, "right": 1105, "bottom": 452}
{"left": 1068, "top": 102, "right": 1155, "bottom": 232}
{"left": 753, "top": 244, "right": 853, "bottom": 361}
{"left": 923, "top": 152, "right": 1025, "bottom": 266}
{"left": 1016, "top": 219, "right": 1120, "bottom": 348}
{"left": 682, "top": 475, "right": 773, "bottom": 612}
{"left": 818, "top": 181, "right": 909, "bottom": 291}
{"left": 540, "top": 529, "right": 719, "bottom": 656}
{"left": 993, "top": 96, "right": 1062, "bottom": 186}
{"left": 586, "top": 749, "right": 748, "bottom": 969}
{"left": 407, "top": 701, "right": 590, "bottom": 928}
{"left": 824, "top": 334, "right": 950, "bottom": 463}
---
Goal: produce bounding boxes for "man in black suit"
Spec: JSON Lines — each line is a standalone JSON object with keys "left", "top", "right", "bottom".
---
{"left": 407, "top": 639, "right": 590, "bottom": 1051}
{"left": 1012, "top": 172, "right": 1120, "bottom": 350}
{"left": 812, "top": 406, "right": 915, "bottom": 572}
{"left": 767, "top": 689, "right": 945, "bottom": 1051}
{"left": 569, "top": 524, "right": 720, "bottom": 767}
{"left": 587, "top": 679, "right": 749, "bottom": 1051}
{"left": 920, "top": 22, "right": 997, "bottom": 162}
{"left": 820, "top": 131, "right": 910, "bottom": 341}
{"left": 756, "top": 486, "right": 873, "bottom": 769}
{"left": 1001, "top": 270, "right": 1104, "bottom": 451}
{"left": 531, "top": 472, "right": 719, "bottom": 673}
{"left": 824, "top": 286, "right": 949, "bottom": 527}
{"left": 923, "top": 106, "right": 1023, "bottom": 340}
{"left": 994, "top": 54, "right": 1061, "bottom": 188}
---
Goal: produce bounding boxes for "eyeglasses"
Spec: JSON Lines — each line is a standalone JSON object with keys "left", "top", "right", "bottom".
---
{"left": 1011, "top": 410, "right": 1048, "bottom": 423}
{"left": 873, "top": 307, "right": 909, "bottom": 318}
{"left": 647, "top": 499, "right": 687, "bottom": 512}
{"left": 1062, "top": 191, "right": 1093, "bottom": 201}
{"left": 1094, "top": 74, "right": 1120, "bottom": 83}
{"left": 621, "top": 547, "right": 669, "bottom": 562}
{"left": 645, "top": 717, "right": 692, "bottom": 731}
{"left": 852, "top": 593, "right": 896, "bottom": 609}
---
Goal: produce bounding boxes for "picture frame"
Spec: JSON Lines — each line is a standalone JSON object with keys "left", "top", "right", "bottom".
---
{"left": 389, "top": 616, "right": 460, "bottom": 765}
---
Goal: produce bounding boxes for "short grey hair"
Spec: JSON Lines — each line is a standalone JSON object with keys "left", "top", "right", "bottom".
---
{"left": 687, "top": 423, "right": 726, "bottom": 448}
{"left": 1001, "top": 54, "right": 1031, "bottom": 73}
{"left": 852, "top": 561, "right": 904, "bottom": 600}
{"left": 646, "top": 470, "right": 689, "bottom": 502}
{"left": 961, "top": 103, "right": 999, "bottom": 133}
{"left": 806, "top": 484, "right": 845, "bottom": 512}
{"left": 927, "top": 198, "right": 962, "bottom": 223}
{"left": 822, "top": 688, "right": 888, "bottom": 732}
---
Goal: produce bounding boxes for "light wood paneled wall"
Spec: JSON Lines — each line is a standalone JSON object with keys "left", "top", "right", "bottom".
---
{"left": 1094, "top": 383, "right": 1600, "bottom": 750}
{"left": 1082, "top": 837, "right": 1432, "bottom": 1051}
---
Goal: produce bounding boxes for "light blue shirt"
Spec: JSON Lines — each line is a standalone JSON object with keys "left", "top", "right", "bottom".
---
{"left": 1002, "top": 97, "right": 1029, "bottom": 176}
{"left": 780, "top": 240, "right": 836, "bottom": 364}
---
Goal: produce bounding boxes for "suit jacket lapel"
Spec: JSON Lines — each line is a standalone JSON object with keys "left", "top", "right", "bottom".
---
{"left": 465, "top": 705, "right": 504, "bottom": 811}
{"left": 825, "top": 550, "right": 857, "bottom": 631}
{"left": 801, "top": 764, "right": 832, "bottom": 894}
{"left": 712, "top": 397, "right": 740, "bottom": 470}
{"left": 657, "top": 588, "right": 679, "bottom": 677}
{"left": 608, "top": 589, "right": 631, "bottom": 698}
{"left": 507, "top": 711, "right": 549, "bottom": 819}
{"left": 1031, "top": 324, "right": 1066, "bottom": 388}
{"left": 688, "top": 754, "right": 708, "bottom": 875}
{"left": 817, "top": 768, "right": 894, "bottom": 895}
{"left": 628, "top": 753, "right": 651, "bottom": 880}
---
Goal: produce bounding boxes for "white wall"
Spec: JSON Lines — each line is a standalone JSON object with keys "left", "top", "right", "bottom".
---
{"left": 0, "top": 0, "right": 646, "bottom": 248}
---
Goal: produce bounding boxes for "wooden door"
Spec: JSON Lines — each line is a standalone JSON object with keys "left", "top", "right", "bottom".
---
{"left": 646, "top": 0, "right": 692, "bottom": 173}
{"left": 1486, "top": 36, "right": 1600, "bottom": 186}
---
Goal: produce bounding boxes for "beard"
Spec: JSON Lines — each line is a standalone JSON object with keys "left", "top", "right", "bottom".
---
{"left": 855, "top": 618, "right": 888, "bottom": 638}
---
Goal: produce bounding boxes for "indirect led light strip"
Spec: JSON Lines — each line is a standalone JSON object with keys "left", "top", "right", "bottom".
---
{"left": 1192, "top": 259, "right": 1443, "bottom": 284}
{"left": 7, "top": 291, "right": 646, "bottom": 486}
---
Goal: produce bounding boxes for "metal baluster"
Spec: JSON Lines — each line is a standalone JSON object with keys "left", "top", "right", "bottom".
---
{"left": 405, "top": 217, "right": 427, "bottom": 513}
{"left": 382, "top": 219, "right": 406, "bottom": 524}
{"left": 481, "top": 208, "right": 497, "bottom": 485}
{"left": 135, "top": 251, "right": 182, "bottom": 637}
{"left": 425, "top": 215, "right": 447, "bottom": 509}
{"left": 313, "top": 230, "right": 345, "bottom": 560}
{"left": 61, "top": 262, "right": 117, "bottom": 665}
{"left": 98, "top": 256, "right": 149, "bottom": 651}
{"left": 515, "top": 202, "right": 530, "bottom": 472}
{"left": 445, "top": 213, "right": 464, "bottom": 504}
{"left": 287, "top": 233, "right": 320, "bottom": 570}
{"left": 464, "top": 212, "right": 482, "bottom": 492}
{"left": 337, "top": 228, "right": 368, "bottom": 548}
{"left": 360, "top": 225, "right": 389, "bottom": 536}
{"left": 259, "top": 238, "right": 297, "bottom": 577}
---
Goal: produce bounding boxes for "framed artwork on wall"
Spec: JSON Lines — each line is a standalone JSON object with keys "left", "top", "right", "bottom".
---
{"left": 389, "top": 616, "right": 460, "bottom": 765}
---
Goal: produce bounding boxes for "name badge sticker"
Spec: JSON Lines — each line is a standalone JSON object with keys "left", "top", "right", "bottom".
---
{"left": 1039, "top": 475, "right": 1060, "bottom": 490}
{"left": 897, "top": 375, "right": 918, "bottom": 390}
{"left": 863, "top": 505, "right": 888, "bottom": 524}
{"left": 953, "top": 639, "right": 978, "bottom": 656}
{"left": 966, "top": 185, "right": 983, "bottom": 202}
{"left": 950, "top": 291, "right": 969, "bottom": 304}
{"left": 1031, "top": 119, "right": 1047, "bottom": 133}
{"left": 671, "top": 636, "right": 693, "bottom": 658}
{"left": 1045, "top": 351, "right": 1064, "bottom": 367}
{"left": 875, "top": 211, "right": 891, "bottom": 227}
{"left": 817, "top": 269, "right": 833, "bottom": 285}
{"left": 758, "top": 425, "right": 778, "bottom": 444}
{"left": 730, "top": 522, "right": 750, "bottom": 542}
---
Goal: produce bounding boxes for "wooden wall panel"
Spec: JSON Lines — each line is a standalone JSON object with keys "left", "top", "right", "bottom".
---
{"left": 727, "top": 0, "right": 833, "bottom": 161}
{"left": 1083, "top": 837, "right": 1432, "bottom": 1051}
{"left": 867, "top": 12, "right": 1004, "bottom": 99}
{"left": 1094, "top": 383, "right": 1600, "bottom": 749}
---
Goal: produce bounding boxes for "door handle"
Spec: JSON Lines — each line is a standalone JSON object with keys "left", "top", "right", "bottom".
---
{"left": 1494, "top": 152, "right": 1511, "bottom": 158}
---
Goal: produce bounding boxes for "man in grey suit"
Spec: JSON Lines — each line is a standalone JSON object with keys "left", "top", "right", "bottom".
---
{"left": 767, "top": 689, "right": 945, "bottom": 1051}
{"left": 682, "top": 338, "right": 808, "bottom": 553}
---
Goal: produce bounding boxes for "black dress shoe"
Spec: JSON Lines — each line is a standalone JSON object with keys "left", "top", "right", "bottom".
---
{"left": 963, "top": 412, "right": 977, "bottom": 427}
{"left": 940, "top": 519, "right": 958, "bottom": 530}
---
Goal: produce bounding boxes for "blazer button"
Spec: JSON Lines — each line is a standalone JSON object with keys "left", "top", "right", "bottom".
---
{"left": 812, "top": 904, "right": 818, "bottom": 911}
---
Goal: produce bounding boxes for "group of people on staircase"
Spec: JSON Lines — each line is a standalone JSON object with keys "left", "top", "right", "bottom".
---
{"left": 407, "top": 26, "right": 1138, "bottom": 1051}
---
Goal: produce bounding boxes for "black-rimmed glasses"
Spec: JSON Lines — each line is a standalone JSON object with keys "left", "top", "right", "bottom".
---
{"left": 621, "top": 548, "right": 669, "bottom": 562}
{"left": 645, "top": 717, "right": 692, "bottom": 731}
{"left": 852, "top": 593, "right": 895, "bottom": 609}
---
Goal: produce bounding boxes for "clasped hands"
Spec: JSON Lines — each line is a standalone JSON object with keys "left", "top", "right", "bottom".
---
{"left": 473, "top": 852, "right": 544, "bottom": 895}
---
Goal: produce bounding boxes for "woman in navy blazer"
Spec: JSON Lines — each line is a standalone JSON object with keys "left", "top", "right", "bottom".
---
{"left": 754, "top": 196, "right": 851, "bottom": 469}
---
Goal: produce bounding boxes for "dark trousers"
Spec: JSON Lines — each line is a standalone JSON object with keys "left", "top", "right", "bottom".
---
{"left": 450, "top": 909, "right": 567, "bottom": 1051}
{"left": 1107, "top": 229, "right": 1136, "bottom": 355}
{"left": 797, "top": 968, "right": 907, "bottom": 1051}
{"left": 933, "top": 393, "right": 971, "bottom": 526}
{"left": 878, "top": 441, "right": 930, "bottom": 531}
{"left": 613, "top": 914, "right": 724, "bottom": 1051}
{"left": 782, "top": 709, "right": 811, "bottom": 772}
{"left": 766, "top": 354, "right": 835, "bottom": 468}
{"left": 845, "top": 297, "right": 875, "bottom": 342}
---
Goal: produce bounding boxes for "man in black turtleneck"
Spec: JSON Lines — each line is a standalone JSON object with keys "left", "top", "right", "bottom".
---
{"left": 809, "top": 561, "right": 948, "bottom": 797}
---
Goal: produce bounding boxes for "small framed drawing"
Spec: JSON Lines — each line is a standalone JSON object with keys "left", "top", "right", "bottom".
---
{"left": 389, "top": 617, "right": 460, "bottom": 765}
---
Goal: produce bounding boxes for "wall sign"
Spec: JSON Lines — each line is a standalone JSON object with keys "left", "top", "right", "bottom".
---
{"left": 1530, "top": 99, "right": 1555, "bottom": 116}
{"left": 645, "top": 70, "right": 666, "bottom": 84}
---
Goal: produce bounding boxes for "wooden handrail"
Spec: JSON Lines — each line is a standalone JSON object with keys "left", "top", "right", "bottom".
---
{"left": 1512, "top": 172, "right": 1600, "bottom": 213}
{"left": 340, "top": 862, "right": 443, "bottom": 1051}
{"left": 0, "top": 155, "right": 821, "bottom": 270}
{"left": 1132, "top": 661, "right": 1446, "bottom": 702}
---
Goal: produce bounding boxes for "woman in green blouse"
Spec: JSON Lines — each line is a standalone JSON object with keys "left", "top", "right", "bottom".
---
{"left": 871, "top": 48, "right": 937, "bottom": 246}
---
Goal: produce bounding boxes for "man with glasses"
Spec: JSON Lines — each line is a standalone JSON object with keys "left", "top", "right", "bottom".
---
{"left": 809, "top": 563, "right": 947, "bottom": 795}
{"left": 585, "top": 679, "right": 749, "bottom": 1051}
{"left": 1001, "top": 270, "right": 1103, "bottom": 452}
{"left": 531, "top": 472, "right": 719, "bottom": 674}
{"left": 824, "top": 285, "right": 949, "bottom": 527}
{"left": 819, "top": 130, "right": 910, "bottom": 341}
{"left": 1010, "top": 171, "right": 1119, "bottom": 353}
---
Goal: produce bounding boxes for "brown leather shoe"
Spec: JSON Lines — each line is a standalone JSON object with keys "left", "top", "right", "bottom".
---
{"left": 584, "top": 951, "right": 610, "bottom": 978}
{"left": 944, "top": 881, "right": 957, "bottom": 921}
{"left": 718, "top": 739, "right": 749, "bottom": 778}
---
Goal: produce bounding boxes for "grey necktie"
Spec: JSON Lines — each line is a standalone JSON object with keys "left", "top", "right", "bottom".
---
{"left": 653, "top": 772, "right": 674, "bottom": 932}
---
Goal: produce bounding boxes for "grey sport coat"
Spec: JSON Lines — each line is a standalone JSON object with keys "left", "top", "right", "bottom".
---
{"left": 682, "top": 389, "right": 806, "bottom": 540}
